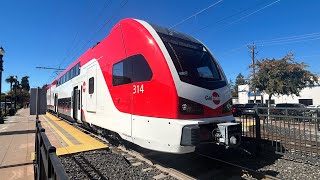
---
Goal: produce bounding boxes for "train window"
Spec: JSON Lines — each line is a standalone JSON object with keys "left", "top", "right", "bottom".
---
{"left": 70, "top": 68, "right": 73, "bottom": 79}
{"left": 132, "top": 54, "right": 152, "bottom": 82}
{"left": 112, "top": 61, "right": 131, "bottom": 86}
{"left": 76, "top": 63, "right": 80, "bottom": 76}
{"left": 66, "top": 72, "right": 69, "bottom": 81}
{"left": 74, "top": 66, "right": 77, "bottom": 76}
{"left": 89, "top": 77, "right": 94, "bottom": 94}
{"left": 160, "top": 33, "right": 226, "bottom": 90}
{"left": 112, "top": 54, "right": 152, "bottom": 86}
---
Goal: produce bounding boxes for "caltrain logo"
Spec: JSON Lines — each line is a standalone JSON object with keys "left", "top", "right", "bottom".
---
{"left": 205, "top": 92, "right": 220, "bottom": 105}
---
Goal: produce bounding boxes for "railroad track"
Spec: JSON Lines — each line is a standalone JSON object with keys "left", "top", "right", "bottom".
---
{"left": 195, "top": 152, "right": 278, "bottom": 180}
{"left": 52, "top": 113, "right": 279, "bottom": 179}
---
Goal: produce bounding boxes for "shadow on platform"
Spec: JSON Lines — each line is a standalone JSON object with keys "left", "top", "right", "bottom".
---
{"left": 0, "top": 129, "right": 36, "bottom": 136}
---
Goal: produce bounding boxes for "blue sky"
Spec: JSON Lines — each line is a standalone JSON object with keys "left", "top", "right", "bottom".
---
{"left": 0, "top": 0, "right": 319, "bottom": 92}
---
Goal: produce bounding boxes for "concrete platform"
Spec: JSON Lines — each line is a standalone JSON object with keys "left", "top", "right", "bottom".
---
{"left": 0, "top": 108, "right": 108, "bottom": 180}
{"left": 36, "top": 113, "right": 108, "bottom": 156}
{"left": 0, "top": 108, "right": 35, "bottom": 180}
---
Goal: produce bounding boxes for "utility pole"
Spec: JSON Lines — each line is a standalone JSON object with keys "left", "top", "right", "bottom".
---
{"left": 248, "top": 42, "right": 257, "bottom": 103}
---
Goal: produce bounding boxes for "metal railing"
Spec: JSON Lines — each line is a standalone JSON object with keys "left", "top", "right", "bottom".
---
{"left": 240, "top": 106, "right": 320, "bottom": 162}
{"left": 34, "top": 120, "right": 69, "bottom": 180}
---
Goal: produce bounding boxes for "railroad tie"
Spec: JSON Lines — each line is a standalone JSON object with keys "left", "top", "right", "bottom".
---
{"left": 153, "top": 173, "right": 167, "bottom": 180}
{"left": 126, "top": 157, "right": 135, "bottom": 160}
{"left": 142, "top": 167, "right": 153, "bottom": 172}
{"left": 131, "top": 162, "right": 143, "bottom": 166}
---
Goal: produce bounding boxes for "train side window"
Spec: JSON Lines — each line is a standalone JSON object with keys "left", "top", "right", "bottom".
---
{"left": 112, "top": 61, "right": 132, "bottom": 86}
{"left": 89, "top": 77, "right": 94, "bottom": 94}
{"left": 112, "top": 54, "right": 152, "bottom": 86}
{"left": 70, "top": 68, "right": 74, "bottom": 79}
{"left": 132, "top": 54, "right": 152, "bottom": 82}
{"left": 76, "top": 63, "right": 80, "bottom": 75}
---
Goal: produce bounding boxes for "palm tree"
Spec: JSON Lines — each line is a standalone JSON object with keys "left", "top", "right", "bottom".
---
{"left": 5, "top": 76, "right": 15, "bottom": 92}
{"left": 21, "top": 76, "right": 30, "bottom": 91}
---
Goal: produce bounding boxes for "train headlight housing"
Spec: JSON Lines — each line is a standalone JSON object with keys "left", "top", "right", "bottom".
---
{"left": 179, "top": 97, "right": 204, "bottom": 115}
{"left": 222, "top": 99, "right": 232, "bottom": 113}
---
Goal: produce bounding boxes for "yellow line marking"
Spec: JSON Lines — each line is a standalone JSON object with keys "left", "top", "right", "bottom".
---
{"left": 43, "top": 115, "right": 74, "bottom": 146}
{"left": 31, "top": 113, "right": 108, "bottom": 160}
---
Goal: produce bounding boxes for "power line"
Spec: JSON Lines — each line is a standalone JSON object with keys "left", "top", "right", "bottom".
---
{"left": 256, "top": 35, "right": 320, "bottom": 46}
{"left": 36, "top": 67, "right": 65, "bottom": 71}
{"left": 255, "top": 32, "right": 320, "bottom": 44}
{"left": 58, "top": 31, "right": 80, "bottom": 68}
{"left": 59, "top": 0, "right": 113, "bottom": 69}
{"left": 223, "top": 0, "right": 280, "bottom": 27}
{"left": 169, "top": 0, "right": 223, "bottom": 29}
{"left": 64, "top": 0, "right": 129, "bottom": 69}
{"left": 191, "top": 0, "right": 280, "bottom": 35}
{"left": 222, "top": 32, "right": 320, "bottom": 57}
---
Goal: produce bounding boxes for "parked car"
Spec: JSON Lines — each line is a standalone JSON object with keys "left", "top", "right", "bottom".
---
{"left": 307, "top": 104, "right": 320, "bottom": 117}
{"left": 232, "top": 104, "right": 244, "bottom": 117}
{"left": 242, "top": 103, "right": 267, "bottom": 116}
{"left": 272, "top": 103, "right": 306, "bottom": 116}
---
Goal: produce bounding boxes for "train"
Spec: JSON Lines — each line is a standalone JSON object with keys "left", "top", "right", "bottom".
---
{"left": 46, "top": 18, "right": 241, "bottom": 154}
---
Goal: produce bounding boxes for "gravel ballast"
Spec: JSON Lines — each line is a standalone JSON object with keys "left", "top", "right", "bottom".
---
{"left": 59, "top": 136, "right": 320, "bottom": 180}
{"left": 60, "top": 149, "right": 176, "bottom": 180}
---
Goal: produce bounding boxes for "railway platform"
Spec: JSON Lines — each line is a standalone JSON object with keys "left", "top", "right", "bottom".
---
{"left": 0, "top": 108, "right": 34, "bottom": 180}
{"left": 0, "top": 108, "right": 108, "bottom": 180}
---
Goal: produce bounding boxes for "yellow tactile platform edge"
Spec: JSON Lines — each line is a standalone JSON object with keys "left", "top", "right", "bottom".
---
{"left": 31, "top": 113, "right": 108, "bottom": 160}
{"left": 242, "top": 121, "right": 255, "bottom": 126}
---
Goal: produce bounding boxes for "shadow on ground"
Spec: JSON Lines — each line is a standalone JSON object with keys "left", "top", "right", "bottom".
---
{"left": 126, "top": 137, "right": 282, "bottom": 179}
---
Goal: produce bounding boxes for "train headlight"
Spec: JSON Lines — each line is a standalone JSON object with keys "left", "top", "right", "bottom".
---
{"left": 179, "top": 97, "right": 204, "bottom": 115}
{"left": 222, "top": 99, "right": 232, "bottom": 113}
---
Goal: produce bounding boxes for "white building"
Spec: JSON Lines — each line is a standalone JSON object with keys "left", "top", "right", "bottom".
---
{"left": 238, "top": 84, "right": 320, "bottom": 106}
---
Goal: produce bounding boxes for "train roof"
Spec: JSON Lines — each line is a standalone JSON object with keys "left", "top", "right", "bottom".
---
{"left": 48, "top": 18, "right": 202, "bottom": 88}
{"left": 150, "top": 23, "right": 201, "bottom": 45}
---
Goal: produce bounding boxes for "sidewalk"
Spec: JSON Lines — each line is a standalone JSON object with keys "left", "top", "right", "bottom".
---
{"left": 0, "top": 108, "right": 35, "bottom": 180}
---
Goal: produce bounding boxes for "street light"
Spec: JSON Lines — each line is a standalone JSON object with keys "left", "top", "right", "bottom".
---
{"left": 18, "top": 83, "right": 22, "bottom": 108}
{"left": 13, "top": 76, "right": 18, "bottom": 111}
{"left": 0, "top": 46, "right": 5, "bottom": 124}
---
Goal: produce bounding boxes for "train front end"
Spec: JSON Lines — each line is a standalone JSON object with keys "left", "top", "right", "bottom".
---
{"left": 141, "top": 21, "right": 242, "bottom": 153}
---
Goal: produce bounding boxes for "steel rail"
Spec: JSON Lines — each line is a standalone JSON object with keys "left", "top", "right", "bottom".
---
{"left": 196, "top": 152, "right": 280, "bottom": 180}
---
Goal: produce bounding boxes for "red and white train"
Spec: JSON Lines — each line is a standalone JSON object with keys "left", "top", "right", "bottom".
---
{"left": 46, "top": 18, "right": 241, "bottom": 154}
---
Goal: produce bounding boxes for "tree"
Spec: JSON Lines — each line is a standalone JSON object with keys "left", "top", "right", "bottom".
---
{"left": 229, "top": 79, "right": 237, "bottom": 97}
{"left": 5, "top": 76, "right": 15, "bottom": 92}
{"left": 234, "top": 73, "right": 247, "bottom": 96}
{"left": 21, "top": 76, "right": 30, "bottom": 91}
{"left": 42, "top": 84, "right": 48, "bottom": 89}
{"left": 251, "top": 53, "right": 318, "bottom": 107}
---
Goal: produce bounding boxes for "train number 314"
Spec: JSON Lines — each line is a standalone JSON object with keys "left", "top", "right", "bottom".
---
{"left": 133, "top": 84, "right": 144, "bottom": 94}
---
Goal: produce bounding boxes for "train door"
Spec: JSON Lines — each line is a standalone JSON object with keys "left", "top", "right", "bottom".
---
{"left": 86, "top": 64, "right": 97, "bottom": 113}
{"left": 73, "top": 86, "right": 81, "bottom": 121}
{"left": 54, "top": 94, "right": 58, "bottom": 113}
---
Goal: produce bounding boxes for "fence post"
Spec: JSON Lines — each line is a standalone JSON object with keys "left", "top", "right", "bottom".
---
{"left": 47, "top": 146, "right": 56, "bottom": 179}
{"left": 34, "top": 120, "right": 45, "bottom": 180}
{"left": 254, "top": 107, "right": 261, "bottom": 156}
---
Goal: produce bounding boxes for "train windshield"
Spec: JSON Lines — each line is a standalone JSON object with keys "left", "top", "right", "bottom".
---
{"left": 160, "top": 33, "right": 226, "bottom": 90}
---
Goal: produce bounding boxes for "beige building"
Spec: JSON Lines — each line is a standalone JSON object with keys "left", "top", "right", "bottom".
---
{"left": 238, "top": 84, "right": 320, "bottom": 106}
